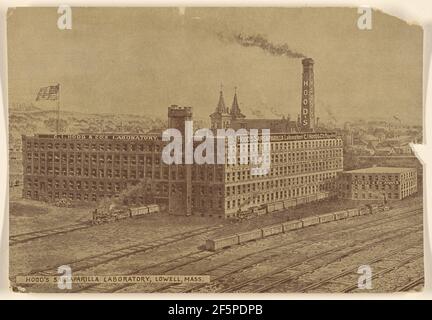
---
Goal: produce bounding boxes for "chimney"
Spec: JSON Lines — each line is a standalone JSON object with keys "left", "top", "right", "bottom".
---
{"left": 300, "top": 58, "right": 315, "bottom": 132}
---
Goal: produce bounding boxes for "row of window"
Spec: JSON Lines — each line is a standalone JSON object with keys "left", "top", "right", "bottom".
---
{"left": 225, "top": 185, "right": 332, "bottom": 209}
{"left": 25, "top": 140, "right": 162, "bottom": 152}
{"left": 225, "top": 160, "right": 342, "bottom": 181}
{"left": 225, "top": 172, "right": 338, "bottom": 195}
{"left": 25, "top": 137, "right": 342, "bottom": 153}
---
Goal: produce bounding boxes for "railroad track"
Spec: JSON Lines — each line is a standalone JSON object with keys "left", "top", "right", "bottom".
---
{"left": 10, "top": 223, "right": 93, "bottom": 245}
{"left": 75, "top": 206, "right": 422, "bottom": 293}
{"left": 341, "top": 251, "right": 423, "bottom": 293}
{"left": 396, "top": 276, "right": 424, "bottom": 292}
{"left": 143, "top": 207, "right": 422, "bottom": 293}
{"left": 210, "top": 226, "right": 422, "bottom": 293}
{"left": 18, "top": 225, "right": 223, "bottom": 280}
{"left": 297, "top": 243, "right": 422, "bottom": 293}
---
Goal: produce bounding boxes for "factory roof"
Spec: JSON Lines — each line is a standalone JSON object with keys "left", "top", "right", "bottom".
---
{"left": 345, "top": 167, "right": 415, "bottom": 174}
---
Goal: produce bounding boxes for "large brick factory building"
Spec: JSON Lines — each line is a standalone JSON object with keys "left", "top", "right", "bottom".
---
{"left": 22, "top": 58, "right": 345, "bottom": 218}
{"left": 338, "top": 166, "right": 417, "bottom": 201}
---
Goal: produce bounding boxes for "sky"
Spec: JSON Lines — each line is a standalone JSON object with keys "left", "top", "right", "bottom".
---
{"left": 7, "top": 7, "right": 423, "bottom": 125}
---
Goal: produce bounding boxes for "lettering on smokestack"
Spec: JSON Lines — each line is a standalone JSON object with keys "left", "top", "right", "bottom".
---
{"left": 301, "top": 58, "right": 315, "bottom": 132}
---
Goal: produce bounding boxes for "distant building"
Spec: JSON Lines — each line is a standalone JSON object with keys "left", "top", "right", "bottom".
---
{"left": 374, "top": 146, "right": 395, "bottom": 156}
{"left": 210, "top": 89, "right": 299, "bottom": 133}
{"left": 338, "top": 166, "right": 417, "bottom": 201}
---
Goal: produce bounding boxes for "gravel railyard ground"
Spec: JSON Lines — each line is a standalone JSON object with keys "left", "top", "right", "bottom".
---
{"left": 9, "top": 194, "right": 423, "bottom": 293}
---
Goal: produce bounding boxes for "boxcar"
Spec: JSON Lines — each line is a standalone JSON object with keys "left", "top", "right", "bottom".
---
{"left": 302, "top": 216, "right": 320, "bottom": 227}
{"left": 296, "top": 196, "right": 307, "bottom": 205}
{"left": 283, "top": 199, "right": 296, "bottom": 209}
{"left": 266, "top": 203, "right": 276, "bottom": 213}
{"left": 347, "top": 208, "right": 360, "bottom": 218}
{"left": 307, "top": 194, "right": 317, "bottom": 203}
{"left": 319, "top": 213, "right": 335, "bottom": 224}
{"left": 282, "top": 219, "right": 303, "bottom": 232}
{"left": 316, "top": 192, "right": 325, "bottom": 201}
{"left": 262, "top": 224, "right": 283, "bottom": 237}
{"left": 130, "top": 206, "right": 149, "bottom": 217}
{"left": 366, "top": 204, "right": 380, "bottom": 214}
{"left": 274, "top": 201, "right": 284, "bottom": 211}
{"left": 254, "top": 207, "right": 267, "bottom": 216}
{"left": 147, "top": 204, "right": 160, "bottom": 213}
{"left": 237, "top": 229, "right": 263, "bottom": 244}
{"left": 114, "top": 209, "right": 130, "bottom": 220}
{"left": 334, "top": 210, "right": 349, "bottom": 220}
{"left": 205, "top": 235, "right": 239, "bottom": 251}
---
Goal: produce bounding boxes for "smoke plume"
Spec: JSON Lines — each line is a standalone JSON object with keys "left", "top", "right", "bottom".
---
{"left": 219, "top": 32, "right": 306, "bottom": 59}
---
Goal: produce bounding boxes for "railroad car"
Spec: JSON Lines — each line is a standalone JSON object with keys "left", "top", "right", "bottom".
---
{"left": 296, "top": 196, "right": 308, "bottom": 205}
{"left": 282, "top": 219, "right": 303, "bottom": 232}
{"left": 205, "top": 235, "right": 239, "bottom": 251}
{"left": 301, "top": 215, "right": 320, "bottom": 227}
{"left": 359, "top": 206, "right": 369, "bottom": 215}
{"left": 261, "top": 224, "right": 283, "bottom": 237}
{"left": 254, "top": 207, "right": 267, "bottom": 216}
{"left": 307, "top": 194, "right": 317, "bottom": 203}
{"left": 319, "top": 213, "right": 335, "bottom": 223}
{"left": 266, "top": 203, "right": 276, "bottom": 213}
{"left": 366, "top": 204, "right": 380, "bottom": 214}
{"left": 334, "top": 210, "right": 349, "bottom": 220}
{"left": 129, "top": 206, "right": 149, "bottom": 217}
{"left": 316, "top": 192, "right": 326, "bottom": 201}
{"left": 274, "top": 201, "right": 284, "bottom": 211}
{"left": 147, "top": 204, "right": 160, "bottom": 213}
{"left": 347, "top": 208, "right": 360, "bottom": 218}
{"left": 283, "top": 199, "right": 296, "bottom": 209}
{"left": 237, "top": 229, "right": 263, "bottom": 244}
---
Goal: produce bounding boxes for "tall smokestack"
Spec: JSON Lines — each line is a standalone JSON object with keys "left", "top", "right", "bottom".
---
{"left": 300, "top": 58, "right": 315, "bottom": 132}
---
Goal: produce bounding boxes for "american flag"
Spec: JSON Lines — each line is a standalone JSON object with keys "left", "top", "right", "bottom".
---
{"left": 35, "top": 84, "right": 59, "bottom": 101}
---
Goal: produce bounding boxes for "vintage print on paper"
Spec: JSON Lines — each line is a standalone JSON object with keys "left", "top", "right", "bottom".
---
{"left": 8, "top": 7, "right": 423, "bottom": 293}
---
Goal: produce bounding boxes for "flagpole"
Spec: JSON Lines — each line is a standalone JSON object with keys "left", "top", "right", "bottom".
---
{"left": 56, "top": 83, "right": 60, "bottom": 135}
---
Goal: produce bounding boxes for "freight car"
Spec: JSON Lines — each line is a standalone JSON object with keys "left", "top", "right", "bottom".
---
{"left": 306, "top": 194, "right": 317, "bottom": 203}
{"left": 129, "top": 204, "right": 160, "bottom": 217}
{"left": 301, "top": 215, "right": 320, "bottom": 227}
{"left": 282, "top": 219, "right": 303, "bottom": 232}
{"left": 261, "top": 224, "right": 283, "bottom": 237}
{"left": 359, "top": 206, "right": 369, "bottom": 215}
{"left": 129, "top": 206, "right": 149, "bottom": 217}
{"left": 147, "top": 204, "right": 160, "bottom": 214}
{"left": 283, "top": 199, "right": 296, "bottom": 209}
{"left": 274, "top": 201, "right": 284, "bottom": 211}
{"left": 266, "top": 203, "right": 276, "bottom": 213}
{"left": 253, "top": 207, "right": 267, "bottom": 216}
{"left": 296, "top": 196, "right": 307, "bottom": 205}
{"left": 206, "top": 235, "right": 239, "bottom": 251}
{"left": 319, "top": 213, "right": 335, "bottom": 223}
{"left": 334, "top": 210, "right": 349, "bottom": 220}
{"left": 347, "top": 208, "right": 360, "bottom": 218}
{"left": 237, "top": 229, "right": 263, "bottom": 244}
{"left": 316, "top": 192, "right": 327, "bottom": 201}
{"left": 366, "top": 204, "right": 380, "bottom": 214}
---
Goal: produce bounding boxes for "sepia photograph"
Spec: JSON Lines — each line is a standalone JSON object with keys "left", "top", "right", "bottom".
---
{"left": 6, "top": 7, "right": 424, "bottom": 294}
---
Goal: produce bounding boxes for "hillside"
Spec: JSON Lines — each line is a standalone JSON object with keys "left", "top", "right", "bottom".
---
{"left": 8, "top": 109, "right": 167, "bottom": 144}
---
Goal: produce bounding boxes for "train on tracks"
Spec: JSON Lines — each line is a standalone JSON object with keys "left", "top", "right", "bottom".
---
{"left": 236, "top": 191, "right": 332, "bottom": 221}
{"left": 206, "top": 204, "right": 387, "bottom": 251}
{"left": 92, "top": 204, "right": 160, "bottom": 224}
